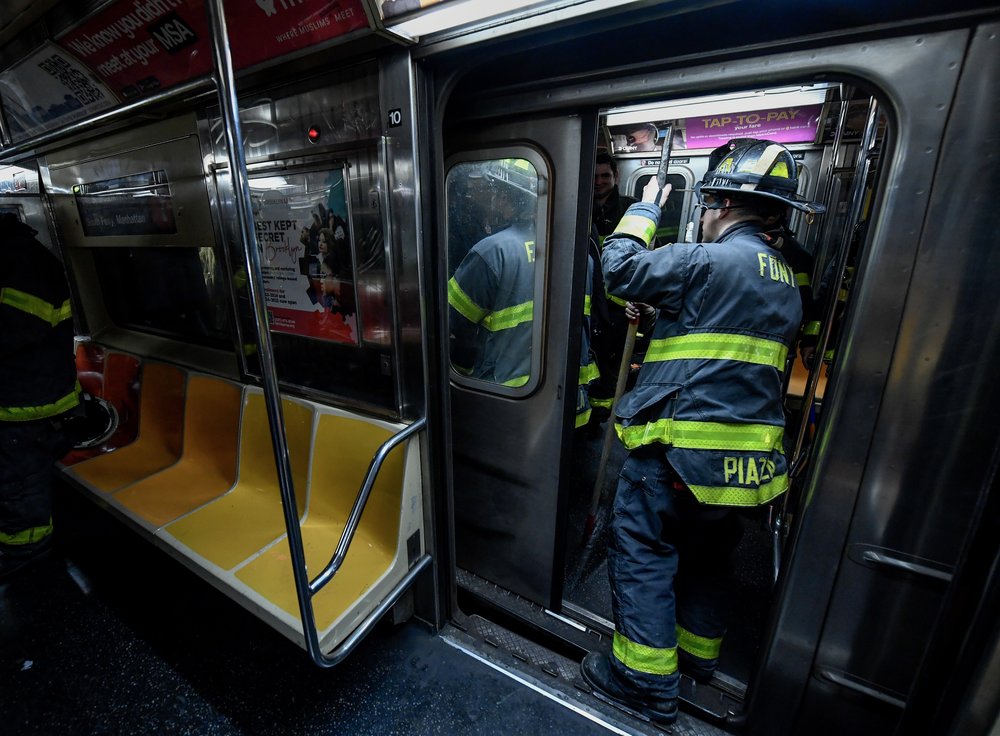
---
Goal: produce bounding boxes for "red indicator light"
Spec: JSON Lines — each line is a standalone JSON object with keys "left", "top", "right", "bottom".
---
{"left": 307, "top": 126, "right": 321, "bottom": 143}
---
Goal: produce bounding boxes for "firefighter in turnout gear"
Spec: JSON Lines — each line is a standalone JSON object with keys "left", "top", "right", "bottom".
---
{"left": 448, "top": 158, "right": 539, "bottom": 387}
{"left": 0, "top": 213, "right": 80, "bottom": 580}
{"left": 581, "top": 140, "right": 825, "bottom": 724}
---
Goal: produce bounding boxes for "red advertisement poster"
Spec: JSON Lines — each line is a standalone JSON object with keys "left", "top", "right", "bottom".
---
{"left": 54, "top": 0, "right": 369, "bottom": 101}
{"left": 229, "top": 0, "right": 369, "bottom": 70}
{"left": 251, "top": 168, "right": 358, "bottom": 345}
{"left": 56, "top": 0, "right": 212, "bottom": 100}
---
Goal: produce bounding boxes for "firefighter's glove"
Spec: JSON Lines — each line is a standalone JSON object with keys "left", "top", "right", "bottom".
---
{"left": 641, "top": 178, "right": 672, "bottom": 208}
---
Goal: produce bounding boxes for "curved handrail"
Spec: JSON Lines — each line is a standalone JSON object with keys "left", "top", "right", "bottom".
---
{"left": 309, "top": 417, "right": 427, "bottom": 594}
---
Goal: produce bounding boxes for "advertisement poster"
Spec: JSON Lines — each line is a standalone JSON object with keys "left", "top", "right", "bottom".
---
{"left": 608, "top": 104, "right": 823, "bottom": 154}
{"left": 683, "top": 104, "right": 824, "bottom": 150}
{"left": 608, "top": 122, "right": 686, "bottom": 154}
{"left": 0, "top": 42, "right": 117, "bottom": 140}
{"left": 251, "top": 168, "right": 358, "bottom": 345}
{"left": 229, "top": 0, "right": 368, "bottom": 70}
{"left": 52, "top": 0, "right": 368, "bottom": 101}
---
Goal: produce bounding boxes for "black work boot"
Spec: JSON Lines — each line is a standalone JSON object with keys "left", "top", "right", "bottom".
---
{"left": 581, "top": 651, "right": 678, "bottom": 725}
{"left": 678, "top": 649, "right": 716, "bottom": 685}
{"left": 0, "top": 536, "right": 53, "bottom": 582}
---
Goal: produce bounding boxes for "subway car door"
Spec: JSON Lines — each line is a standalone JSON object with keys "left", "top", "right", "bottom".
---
{"left": 444, "top": 115, "right": 592, "bottom": 607}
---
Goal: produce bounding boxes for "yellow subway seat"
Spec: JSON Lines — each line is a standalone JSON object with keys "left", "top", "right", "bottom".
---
{"left": 236, "top": 413, "right": 405, "bottom": 630}
{"left": 70, "top": 362, "right": 185, "bottom": 491}
{"left": 115, "top": 375, "right": 241, "bottom": 528}
{"left": 165, "top": 393, "right": 314, "bottom": 570}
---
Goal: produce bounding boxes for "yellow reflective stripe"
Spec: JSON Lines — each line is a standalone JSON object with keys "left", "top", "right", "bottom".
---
{"left": 0, "top": 288, "right": 72, "bottom": 326}
{"left": 482, "top": 301, "right": 533, "bottom": 332}
{"left": 676, "top": 626, "right": 723, "bottom": 660}
{"left": 802, "top": 321, "right": 820, "bottom": 336}
{"left": 613, "top": 631, "right": 677, "bottom": 676}
{"left": 614, "top": 215, "right": 657, "bottom": 246}
{"left": 615, "top": 418, "right": 784, "bottom": 452}
{"left": 590, "top": 397, "right": 613, "bottom": 409}
{"left": 606, "top": 291, "right": 628, "bottom": 308}
{"left": 0, "top": 520, "right": 53, "bottom": 546}
{"left": 502, "top": 375, "right": 529, "bottom": 387}
{"left": 579, "top": 361, "right": 599, "bottom": 385}
{"left": 575, "top": 408, "right": 592, "bottom": 428}
{"left": 838, "top": 288, "right": 848, "bottom": 302}
{"left": 795, "top": 272, "right": 811, "bottom": 287}
{"left": 583, "top": 294, "right": 592, "bottom": 317}
{"left": 0, "top": 382, "right": 81, "bottom": 422}
{"left": 645, "top": 333, "right": 788, "bottom": 371}
{"left": 447, "top": 277, "right": 487, "bottom": 324}
{"left": 688, "top": 472, "right": 789, "bottom": 506}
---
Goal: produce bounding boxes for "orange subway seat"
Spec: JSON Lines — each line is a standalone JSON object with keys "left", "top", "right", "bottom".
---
{"left": 70, "top": 362, "right": 185, "bottom": 490}
{"left": 115, "top": 375, "right": 241, "bottom": 528}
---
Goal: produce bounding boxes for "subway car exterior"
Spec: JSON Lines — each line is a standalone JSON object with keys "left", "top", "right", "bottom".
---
{"left": 0, "top": 1, "right": 998, "bottom": 734}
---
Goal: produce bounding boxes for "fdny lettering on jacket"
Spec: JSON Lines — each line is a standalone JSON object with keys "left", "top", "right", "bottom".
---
{"left": 757, "top": 252, "right": 795, "bottom": 286}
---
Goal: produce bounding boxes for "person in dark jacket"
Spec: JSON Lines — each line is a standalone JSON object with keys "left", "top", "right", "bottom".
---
{"left": 0, "top": 213, "right": 79, "bottom": 580}
{"left": 580, "top": 141, "right": 826, "bottom": 725}
{"left": 448, "top": 158, "right": 540, "bottom": 387}
{"left": 590, "top": 153, "right": 654, "bottom": 427}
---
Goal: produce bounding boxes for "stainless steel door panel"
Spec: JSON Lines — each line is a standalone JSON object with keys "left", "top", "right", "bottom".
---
{"left": 447, "top": 115, "right": 586, "bottom": 608}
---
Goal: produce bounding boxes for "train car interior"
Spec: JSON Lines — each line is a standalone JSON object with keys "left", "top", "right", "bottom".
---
{"left": 1, "top": 1, "right": 999, "bottom": 734}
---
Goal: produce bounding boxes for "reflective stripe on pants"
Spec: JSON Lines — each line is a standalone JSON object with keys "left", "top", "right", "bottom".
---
{"left": 607, "top": 448, "right": 743, "bottom": 699}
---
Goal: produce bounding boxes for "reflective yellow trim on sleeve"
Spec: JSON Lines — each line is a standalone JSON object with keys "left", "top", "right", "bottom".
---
{"left": 613, "top": 631, "right": 678, "bottom": 676}
{"left": 0, "top": 382, "right": 81, "bottom": 422}
{"left": 0, "top": 288, "right": 72, "bottom": 326}
{"left": 447, "top": 277, "right": 488, "bottom": 325}
{"left": 795, "top": 272, "right": 811, "bottom": 287}
{"left": 687, "top": 472, "right": 789, "bottom": 506}
{"left": 583, "top": 294, "right": 592, "bottom": 317}
{"left": 579, "top": 361, "right": 599, "bottom": 385}
{"left": 590, "top": 397, "right": 613, "bottom": 409}
{"left": 615, "top": 418, "right": 784, "bottom": 453}
{"left": 614, "top": 215, "right": 657, "bottom": 247}
{"left": 606, "top": 291, "right": 628, "bottom": 308}
{"left": 676, "top": 626, "right": 723, "bottom": 660}
{"left": 575, "top": 408, "right": 592, "bottom": 428}
{"left": 802, "top": 320, "right": 820, "bottom": 336}
{"left": 645, "top": 333, "right": 788, "bottom": 371}
{"left": 481, "top": 301, "right": 533, "bottom": 332}
{"left": 502, "top": 375, "right": 530, "bottom": 387}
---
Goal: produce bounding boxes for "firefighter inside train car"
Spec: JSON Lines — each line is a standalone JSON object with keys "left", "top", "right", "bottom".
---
{"left": 447, "top": 158, "right": 539, "bottom": 387}
{"left": 706, "top": 138, "right": 820, "bottom": 367}
{"left": 0, "top": 213, "right": 80, "bottom": 580}
{"left": 581, "top": 140, "right": 825, "bottom": 725}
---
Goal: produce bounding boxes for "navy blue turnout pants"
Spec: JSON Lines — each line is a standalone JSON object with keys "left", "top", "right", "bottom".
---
{"left": 607, "top": 447, "right": 744, "bottom": 700}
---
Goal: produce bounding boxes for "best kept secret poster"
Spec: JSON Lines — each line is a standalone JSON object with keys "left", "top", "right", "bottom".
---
{"left": 252, "top": 168, "right": 357, "bottom": 345}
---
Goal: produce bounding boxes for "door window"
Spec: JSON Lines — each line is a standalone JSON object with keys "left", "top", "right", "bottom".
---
{"left": 446, "top": 155, "right": 546, "bottom": 391}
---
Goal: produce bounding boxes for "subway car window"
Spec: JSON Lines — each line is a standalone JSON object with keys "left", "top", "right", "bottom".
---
{"left": 632, "top": 171, "right": 687, "bottom": 242}
{"left": 92, "top": 246, "right": 231, "bottom": 347}
{"left": 446, "top": 157, "right": 543, "bottom": 390}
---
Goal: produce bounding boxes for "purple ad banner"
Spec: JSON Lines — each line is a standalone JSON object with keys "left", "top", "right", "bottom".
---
{"left": 685, "top": 103, "right": 824, "bottom": 150}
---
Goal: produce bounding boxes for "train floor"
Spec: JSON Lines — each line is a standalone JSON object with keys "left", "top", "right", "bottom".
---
{"left": 0, "top": 484, "right": 616, "bottom": 736}
{"left": 563, "top": 420, "right": 774, "bottom": 688}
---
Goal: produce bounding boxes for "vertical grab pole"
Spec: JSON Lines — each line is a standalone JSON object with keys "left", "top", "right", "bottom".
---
{"left": 790, "top": 96, "right": 880, "bottom": 468}
{"left": 204, "top": 0, "right": 321, "bottom": 654}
